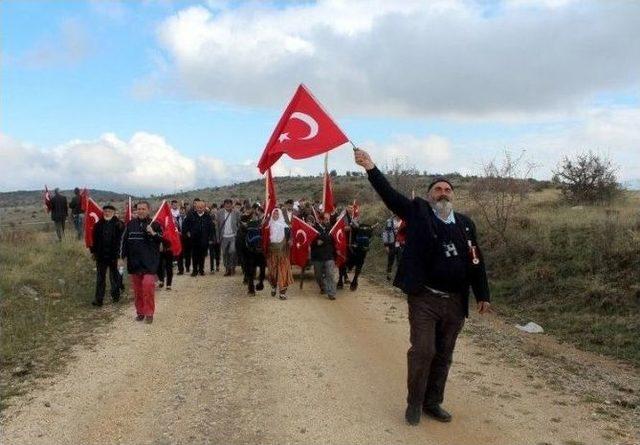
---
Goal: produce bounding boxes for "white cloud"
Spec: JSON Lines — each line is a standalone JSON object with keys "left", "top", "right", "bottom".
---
{"left": 0, "top": 132, "right": 312, "bottom": 194}
{"left": 153, "top": 0, "right": 640, "bottom": 118}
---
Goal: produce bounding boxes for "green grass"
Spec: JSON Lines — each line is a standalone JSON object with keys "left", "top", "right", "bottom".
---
{"left": 0, "top": 230, "right": 127, "bottom": 412}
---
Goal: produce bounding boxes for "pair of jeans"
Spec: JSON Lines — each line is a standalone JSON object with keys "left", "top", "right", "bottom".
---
{"left": 221, "top": 236, "right": 237, "bottom": 270}
{"left": 312, "top": 260, "right": 336, "bottom": 297}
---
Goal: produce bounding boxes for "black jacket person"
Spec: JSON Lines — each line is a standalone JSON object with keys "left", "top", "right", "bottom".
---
{"left": 354, "top": 147, "right": 490, "bottom": 426}
{"left": 90, "top": 205, "right": 124, "bottom": 306}
{"left": 183, "top": 202, "right": 215, "bottom": 276}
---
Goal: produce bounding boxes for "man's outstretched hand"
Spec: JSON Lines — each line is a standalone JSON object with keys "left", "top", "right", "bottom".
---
{"left": 354, "top": 148, "right": 375, "bottom": 171}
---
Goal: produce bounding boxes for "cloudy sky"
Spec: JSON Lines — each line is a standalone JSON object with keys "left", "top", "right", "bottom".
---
{"left": 2, "top": 0, "right": 639, "bottom": 194}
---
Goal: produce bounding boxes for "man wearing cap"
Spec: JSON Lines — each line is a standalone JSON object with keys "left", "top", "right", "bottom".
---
{"left": 354, "top": 148, "right": 491, "bottom": 426}
{"left": 90, "top": 204, "right": 124, "bottom": 306}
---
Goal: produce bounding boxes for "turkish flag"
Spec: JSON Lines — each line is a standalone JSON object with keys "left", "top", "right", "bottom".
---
{"left": 152, "top": 200, "right": 182, "bottom": 256}
{"left": 84, "top": 196, "right": 103, "bottom": 249}
{"left": 264, "top": 168, "right": 277, "bottom": 221}
{"left": 352, "top": 199, "right": 360, "bottom": 219}
{"left": 290, "top": 215, "right": 319, "bottom": 268}
{"left": 123, "top": 196, "right": 132, "bottom": 225}
{"left": 79, "top": 188, "right": 89, "bottom": 212}
{"left": 322, "top": 171, "right": 335, "bottom": 214}
{"left": 43, "top": 185, "right": 51, "bottom": 213}
{"left": 257, "top": 84, "right": 349, "bottom": 173}
{"left": 330, "top": 211, "right": 348, "bottom": 268}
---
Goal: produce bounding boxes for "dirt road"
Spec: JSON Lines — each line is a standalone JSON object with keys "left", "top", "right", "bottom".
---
{"left": 1, "top": 271, "right": 636, "bottom": 444}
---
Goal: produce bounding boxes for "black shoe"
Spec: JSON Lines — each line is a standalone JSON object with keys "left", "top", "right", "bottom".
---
{"left": 135, "top": 314, "right": 145, "bottom": 321}
{"left": 350, "top": 281, "right": 358, "bottom": 291}
{"left": 405, "top": 404, "right": 421, "bottom": 426}
{"left": 91, "top": 300, "right": 103, "bottom": 307}
{"left": 242, "top": 277, "right": 248, "bottom": 284}
{"left": 386, "top": 274, "right": 391, "bottom": 281}
{"left": 177, "top": 271, "right": 184, "bottom": 276}
{"left": 224, "top": 270, "right": 231, "bottom": 276}
{"left": 190, "top": 272, "right": 198, "bottom": 277}
{"left": 256, "top": 282, "right": 264, "bottom": 291}
{"left": 158, "top": 282, "right": 164, "bottom": 288}
{"left": 248, "top": 289, "right": 256, "bottom": 296}
{"left": 344, "top": 277, "right": 350, "bottom": 284}
{"left": 112, "top": 296, "right": 120, "bottom": 303}
{"left": 144, "top": 316, "right": 153, "bottom": 324}
{"left": 271, "top": 288, "right": 276, "bottom": 297}
{"left": 336, "top": 282, "right": 343, "bottom": 289}
{"left": 199, "top": 270, "right": 205, "bottom": 276}
{"left": 328, "top": 294, "right": 336, "bottom": 300}
{"left": 320, "top": 288, "right": 326, "bottom": 294}
{"left": 423, "top": 405, "right": 452, "bottom": 423}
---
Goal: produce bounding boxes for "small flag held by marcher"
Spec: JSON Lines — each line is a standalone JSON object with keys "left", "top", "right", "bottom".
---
{"left": 330, "top": 211, "right": 348, "bottom": 268}
{"left": 151, "top": 200, "right": 182, "bottom": 256}
{"left": 290, "top": 215, "right": 319, "bottom": 268}
{"left": 322, "top": 153, "right": 335, "bottom": 214}
{"left": 83, "top": 195, "right": 103, "bottom": 248}
{"left": 124, "top": 196, "right": 132, "bottom": 225}
{"left": 43, "top": 185, "right": 51, "bottom": 213}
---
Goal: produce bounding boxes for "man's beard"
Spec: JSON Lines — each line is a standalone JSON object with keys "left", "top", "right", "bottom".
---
{"left": 431, "top": 198, "right": 453, "bottom": 218}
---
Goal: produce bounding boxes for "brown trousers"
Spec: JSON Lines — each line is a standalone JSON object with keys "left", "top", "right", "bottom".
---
{"left": 407, "top": 290, "right": 465, "bottom": 408}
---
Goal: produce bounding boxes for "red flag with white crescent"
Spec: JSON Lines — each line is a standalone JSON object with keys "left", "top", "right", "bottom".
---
{"left": 152, "top": 200, "right": 183, "bottom": 256}
{"left": 322, "top": 154, "right": 335, "bottom": 214}
{"left": 43, "top": 185, "right": 51, "bottom": 213}
{"left": 257, "top": 84, "right": 349, "bottom": 174}
{"left": 290, "top": 215, "right": 319, "bottom": 268}
{"left": 329, "top": 210, "right": 348, "bottom": 268}
{"left": 84, "top": 196, "right": 103, "bottom": 248}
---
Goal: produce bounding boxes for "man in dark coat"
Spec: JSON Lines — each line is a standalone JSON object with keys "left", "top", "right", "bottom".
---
{"left": 68, "top": 187, "right": 85, "bottom": 240}
{"left": 310, "top": 212, "right": 337, "bottom": 301}
{"left": 183, "top": 198, "right": 215, "bottom": 276}
{"left": 90, "top": 204, "right": 124, "bottom": 306}
{"left": 355, "top": 148, "right": 491, "bottom": 426}
{"left": 120, "top": 201, "right": 163, "bottom": 323}
{"left": 50, "top": 188, "right": 68, "bottom": 242}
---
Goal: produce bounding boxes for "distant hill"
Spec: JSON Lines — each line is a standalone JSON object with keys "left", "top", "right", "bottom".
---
{"left": 0, "top": 189, "right": 130, "bottom": 208}
{"left": 0, "top": 171, "right": 551, "bottom": 208}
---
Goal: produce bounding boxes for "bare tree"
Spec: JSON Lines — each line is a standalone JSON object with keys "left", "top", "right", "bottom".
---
{"left": 384, "top": 157, "right": 420, "bottom": 197}
{"left": 553, "top": 151, "right": 621, "bottom": 204}
{"left": 469, "top": 150, "right": 535, "bottom": 245}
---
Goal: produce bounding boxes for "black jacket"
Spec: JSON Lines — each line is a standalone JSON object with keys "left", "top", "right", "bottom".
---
{"left": 310, "top": 223, "right": 335, "bottom": 262}
{"left": 91, "top": 217, "right": 125, "bottom": 261}
{"left": 50, "top": 193, "right": 68, "bottom": 222}
{"left": 69, "top": 195, "right": 84, "bottom": 216}
{"left": 120, "top": 217, "right": 163, "bottom": 274}
{"left": 367, "top": 166, "right": 490, "bottom": 316}
{"left": 183, "top": 211, "right": 216, "bottom": 248}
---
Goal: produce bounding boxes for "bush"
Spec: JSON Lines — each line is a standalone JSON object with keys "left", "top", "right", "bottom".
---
{"left": 553, "top": 152, "right": 621, "bottom": 204}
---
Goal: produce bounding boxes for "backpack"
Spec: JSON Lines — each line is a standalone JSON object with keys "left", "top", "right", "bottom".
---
{"left": 245, "top": 224, "right": 263, "bottom": 253}
{"left": 381, "top": 219, "right": 396, "bottom": 245}
{"left": 352, "top": 225, "right": 373, "bottom": 251}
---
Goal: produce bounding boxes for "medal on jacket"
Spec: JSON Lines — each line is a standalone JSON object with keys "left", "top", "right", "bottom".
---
{"left": 468, "top": 240, "right": 480, "bottom": 265}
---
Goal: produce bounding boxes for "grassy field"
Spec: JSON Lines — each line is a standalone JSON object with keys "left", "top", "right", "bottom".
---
{"left": 0, "top": 229, "right": 128, "bottom": 412}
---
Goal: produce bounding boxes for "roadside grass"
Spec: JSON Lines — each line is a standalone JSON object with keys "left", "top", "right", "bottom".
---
{"left": 0, "top": 230, "right": 128, "bottom": 413}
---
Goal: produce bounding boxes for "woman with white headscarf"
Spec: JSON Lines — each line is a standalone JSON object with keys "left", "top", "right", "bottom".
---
{"left": 266, "top": 208, "right": 294, "bottom": 299}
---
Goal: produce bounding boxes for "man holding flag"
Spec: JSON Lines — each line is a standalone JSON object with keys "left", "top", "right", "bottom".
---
{"left": 90, "top": 204, "right": 124, "bottom": 306}
{"left": 120, "top": 201, "right": 163, "bottom": 324}
{"left": 152, "top": 200, "right": 183, "bottom": 290}
{"left": 354, "top": 148, "right": 491, "bottom": 426}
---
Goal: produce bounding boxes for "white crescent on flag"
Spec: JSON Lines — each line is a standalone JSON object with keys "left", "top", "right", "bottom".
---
{"left": 278, "top": 112, "right": 319, "bottom": 142}
{"left": 90, "top": 212, "right": 100, "bottom": 223}
{"left": 295, "top": 228, "right": 308, "bottom": 248}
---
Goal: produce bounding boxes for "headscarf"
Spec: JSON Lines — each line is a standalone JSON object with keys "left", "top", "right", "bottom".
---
{"left": 269, "top": 208, "right": 288, "bottom": 243}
